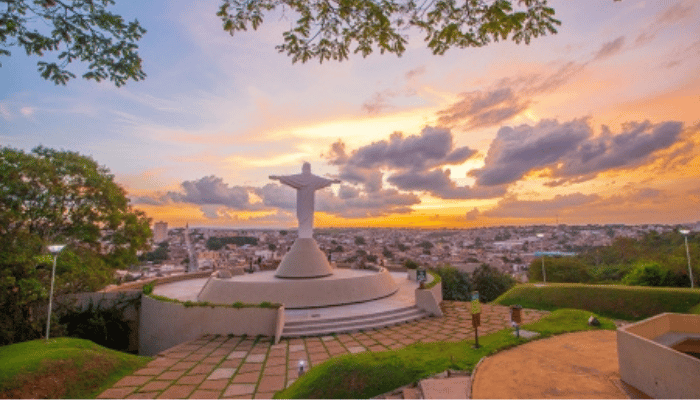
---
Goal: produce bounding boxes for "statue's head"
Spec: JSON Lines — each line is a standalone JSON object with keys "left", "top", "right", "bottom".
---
{"left": 302, "top": 162, "right": 311, "bottom": 174}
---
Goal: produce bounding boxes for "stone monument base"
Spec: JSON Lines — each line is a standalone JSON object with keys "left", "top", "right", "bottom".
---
{"left": 274, "top": 238, "right": 334, "bottom": 278}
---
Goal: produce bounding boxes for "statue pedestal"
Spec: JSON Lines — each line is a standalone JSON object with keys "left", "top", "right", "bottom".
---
{"left": 275, "top": 238, "right": 334, "bottom": 279}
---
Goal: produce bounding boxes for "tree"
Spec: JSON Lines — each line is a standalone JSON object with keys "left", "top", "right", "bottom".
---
{"left": 471, "top": 264, "right": 515, "bottom": 302}
{"left": 218, "top": 0, "right": 562, "bottom": 63}
{"left": 0, "top": 146, "right": 152, "bottom": 344}
{"left": 2, "top": 0, "right": 146, "bottom": 86}
{"left": 436, "top": 264, "right": 471, "bottom": 301}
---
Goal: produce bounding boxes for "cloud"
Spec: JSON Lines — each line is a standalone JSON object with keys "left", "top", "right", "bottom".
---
{"left": 594, "top": 36, "right": 625, "bottom": 60}
{"left": 483, "top": 193, "right": 600, "bottom": 218}
{"left": 164, "top": 176, "right": 257, "bottom": 209}
{"left": 316, "top": 187, "right": 421, "bottom": 218}
{"left": 325, "top": 127, "right": 497, "bottom": 200}
{"left": 470, "top": 119, "right": 685, "bottom": 187}
{"left": 437, "top": 87, "right": 531, "bottom": 130}
{"left": 471, "top": 119, "right": 591, "bottom": 186}
{"left": 387, "top": 168, "right": 506, "bottom": 199}
{"left": 361, "top": 67, "right": 424, "bottom": 115}
{"left": 436, "top": 62, "right": 586, "bottom": 130}
{"left": 336, "top": 127, "right": 476, "bottom": 171}
{"left": 636, "top": 1, "right": 696, "bottom": 46}
{"left": 465, "top": 207, "right": 480, "bottom": 221}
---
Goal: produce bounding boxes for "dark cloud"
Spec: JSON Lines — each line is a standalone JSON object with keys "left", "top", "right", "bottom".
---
{"left": 316, "top": 187, "right": 421, "bottom": 218}
{"left": 470, "top": 119, "right": 685, "bottom": 187}
{"left": 388, "top": 168, "right": 506, "bottom": 199}
{"left": 594, "top": 36, "right": 625, "bottom": 60}
{"left": 165, "top": 176, "right": 255, "bottom": 209}
{"left": 471, "top": 119, "right": 591, "bottom": 186}
{"left": 325, "top": 127, "right": 495, "bottom": 200}
{"left": 342, "top": 127, "right": 476, "bottom": 171}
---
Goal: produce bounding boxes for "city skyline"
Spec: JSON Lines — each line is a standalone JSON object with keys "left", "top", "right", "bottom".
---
{"left": 3, "top": 0, "right": 700, "bottom": 229}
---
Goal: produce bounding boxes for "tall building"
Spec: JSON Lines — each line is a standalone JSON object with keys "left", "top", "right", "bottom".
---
{"left": 153, "top": 221, "right": 168, "bottom": 243}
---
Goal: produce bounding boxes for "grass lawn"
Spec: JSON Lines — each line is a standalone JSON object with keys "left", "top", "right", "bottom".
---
{"left": 0, "top": 337, "right": 151, "bottom": 399}
{"left": 494, "top": 283, "right": 700, "bottom": 320}
{"left": 275, "top": 309, "right": 615, "bottom": 399}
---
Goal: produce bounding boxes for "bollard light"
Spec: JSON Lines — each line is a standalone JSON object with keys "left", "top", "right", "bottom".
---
{"left": 46, "top": 244, "right": 67, "bottom": 341}
{"left": 298, "top": 359, "right": 307, "bottom": 377}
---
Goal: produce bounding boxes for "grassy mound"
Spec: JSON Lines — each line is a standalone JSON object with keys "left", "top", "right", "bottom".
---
{"left": 275, "top": 309, "right": 615, "bottom": 399}
{"left": 0, "top": 337, "right": 150, "bottom": 399}
{"left": 494, "top": 283, "right": 700, "bottom": 320}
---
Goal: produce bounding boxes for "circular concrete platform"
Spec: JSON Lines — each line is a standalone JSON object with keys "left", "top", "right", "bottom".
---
{"left": 197, "top": 268, "right": 398, "bottom": 308}
{"left": 152, "top": 271, "right": 419, "bottom": 318}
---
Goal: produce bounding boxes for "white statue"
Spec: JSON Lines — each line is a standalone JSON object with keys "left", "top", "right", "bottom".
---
{"left": 270, "top": 163, "right": 340, "bottom": 239}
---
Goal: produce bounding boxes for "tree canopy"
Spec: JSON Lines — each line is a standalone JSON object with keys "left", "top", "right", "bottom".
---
{"left": 218, "top": 0, "right": 562, "bottom": 63}
{"left": 5, "top": 1, "right": 625, "bottom": 85}
{"left": 1, "top": 0, "right": 146, "bottom": 85}
{"left": 0, "top": 146, "right": 151, "bottom": 344}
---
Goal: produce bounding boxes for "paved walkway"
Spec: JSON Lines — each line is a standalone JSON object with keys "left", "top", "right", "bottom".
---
{"left": 98, "top": 303, "right": 548, "bottom": 399}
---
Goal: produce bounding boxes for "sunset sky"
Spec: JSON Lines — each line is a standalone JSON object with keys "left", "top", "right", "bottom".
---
{"left": 3, "top": 0, "right": 700, "bottom": 230}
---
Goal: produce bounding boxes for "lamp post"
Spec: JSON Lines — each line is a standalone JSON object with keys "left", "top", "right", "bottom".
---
{"left": 536, "top": 233, "right": 546, "bottom": 284}
{"left": 46, "top": 244, "right": 66, "bottom": 341}
{"left": 679, "top": 229, "right": 694, "bottom": 289}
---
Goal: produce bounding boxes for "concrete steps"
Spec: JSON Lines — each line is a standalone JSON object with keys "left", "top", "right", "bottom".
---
{"left": 282, "top": 305, "right": 429, "bottom": 337}
{"left": 374, "top": 371, "right": 472, "bottom": 399}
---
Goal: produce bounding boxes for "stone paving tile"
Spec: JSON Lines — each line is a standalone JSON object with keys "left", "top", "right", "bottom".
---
{"left": 262, "top": 364, "right": 287, "bottom": 375}
{"left": 188, "top": 363, "right": 216, "bottom": 375}
{"left": 114, "top": 376, "right": 152, "bottom": 387}
{"left": 98, "top": 387, "right": 137, "bottom": 398}
{"left": 253, "top": 391, "right": 277, "bottom": 399}
{"left": 219, "top": 359, "right": 242, "bottom": 369}
{"left": 224, "top": 384, "right": 256, "bottom": 397}
{"left": 246, "top": 353, "right": 267, "bottom": 363}
{"left": 133, "top": 367, "right": 166, "bottom": 376}
{"left": 139, "top": 380, "right": 170, "bottom": 392}
{"left": 232, "top": 371, "right": 261, "bottom": 384}
{"left": 208, "top": 367, "right": 237, "bottom": 380}
{"left": 227, "top": 351, "right": 248, "bottom": 359}
{"left": 147, "top": 358, "right": 179, "bottom": 368}
{"left": 265, "top": 356, "right": 286, "bottom": 366}
{"left": 157, "top": 384, "right": 196, "bottom": 399}
{"left": 288, "top": 344, "right": 304, "bottom": 352}
{"left": 288, "top": 350, "right": 306, "bottom": 360}
{"left": 238, "top": 363, "right": 263, "bottom": 374}
{"left": 199, "top": 379, "right": 230, "bottom": 390}
{"left": 257, "top": 375, "right": 285, "bottom": 392}
{"left": 347, "top": 346, "right": 366, "bottom": 354}
{"left": 176, "top": 374, "right": 207, "bottom": 385}
{"left": 156, "top": 370, "right": 185, "bottom": 380}
{"left": 190, "top": 389, "right": 223, "bottom": 399}
{"left": 170, "top": 361, "right": 197, "bottom": 371}
{"left": 126, "top": 392, "right": 159, "bottom": 399}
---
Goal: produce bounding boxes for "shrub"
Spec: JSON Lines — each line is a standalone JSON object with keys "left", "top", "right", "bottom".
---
{"left": 436, "top": 265, "right": 471, "bottom": 301}
{"left": 528, "top": 257, "right": 592, "bottom": 283}
{"left": 470, "top": 264, "right": 516, "bottom": 303}
{"left": 59, "top": 299, "right": 133, "bottom": 352}
{"left": 403, "top": 259, "right": 419, "bottom": 270}
{"left": 622, "top": 262, "right": 684, "bottom": 287}
{"left": 142, "top": 281, "right": 155, "bottom": 295}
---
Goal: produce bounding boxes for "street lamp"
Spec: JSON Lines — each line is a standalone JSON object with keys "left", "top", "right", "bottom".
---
{"left": 679, "top": 230, "right": 694, "bottom": 289}
{"left": 536, "top": 233, "right": 546, "bottom": 284}
{"left": 46, "top": 244, "right": 66, "bottom": 340}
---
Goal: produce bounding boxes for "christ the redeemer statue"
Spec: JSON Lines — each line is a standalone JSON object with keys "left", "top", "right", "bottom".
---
{"left": 270, "top": 162, "right": 340, "bottom": 239}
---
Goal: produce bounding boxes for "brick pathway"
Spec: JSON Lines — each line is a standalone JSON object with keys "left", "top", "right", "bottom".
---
{"left": 98, "top": 302, "right": 548, "bottom": 399}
